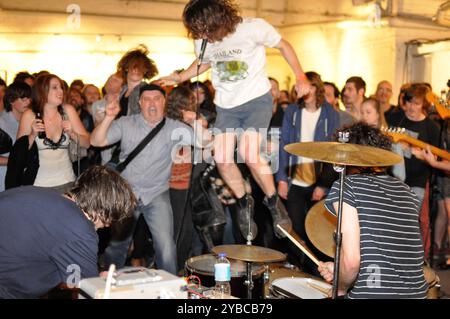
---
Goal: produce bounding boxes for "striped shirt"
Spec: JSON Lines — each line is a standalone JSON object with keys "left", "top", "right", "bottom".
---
{"left": 325, "top": 174, "right": 428, "bottom": 299}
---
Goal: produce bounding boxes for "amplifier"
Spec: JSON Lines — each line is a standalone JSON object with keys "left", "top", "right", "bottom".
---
{"left": 79, "top": 267, "right": 188, "bottom": 299}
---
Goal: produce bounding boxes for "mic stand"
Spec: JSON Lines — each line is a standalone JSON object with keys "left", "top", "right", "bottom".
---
{"left": 245, "top": 194, "right": 254, "bottom": 299}
{"left": 332, "top": 132, "right": 349, "bottom": 299}
{"left": 176, "top": 48, "right": 206, "bottom": 249}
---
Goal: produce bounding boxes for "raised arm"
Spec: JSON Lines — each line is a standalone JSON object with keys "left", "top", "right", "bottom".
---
{"left": 90, "top": 99, "right": 120, "bottom": 147}
{"left": 157, "top": 59, "right": 211, "bottom": 87}
{"left": 17, "top": 109, "right": 43, "bottom": 149}
{"left": 275, "top": 39, "right": 311, "bottom": 98}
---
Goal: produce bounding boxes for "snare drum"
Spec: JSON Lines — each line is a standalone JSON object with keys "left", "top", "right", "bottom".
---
{"left": 185, "top": 254, "right": 266, "bottom": 299}
{"left": 270, "top": 277, "right": 332, "bottom": 299}
{"left": 264, "top": 263, "right": 308, "bottom": 298}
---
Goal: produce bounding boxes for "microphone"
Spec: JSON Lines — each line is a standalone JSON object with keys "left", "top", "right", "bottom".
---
{"left": 197, "top": 39, "right": 208, "bottom": 67}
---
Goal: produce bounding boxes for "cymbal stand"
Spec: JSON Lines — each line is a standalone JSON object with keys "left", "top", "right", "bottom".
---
{"left": 245, "top": 201, "right": 254, "bottom": 299}
{"left": 245, "top": 261, "right": 254, "bottom": 299}
{"left": 332, "top": 132, "right": 349, "bottom": 299}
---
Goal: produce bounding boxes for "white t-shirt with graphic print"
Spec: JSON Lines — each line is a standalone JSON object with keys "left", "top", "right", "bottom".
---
{"left": 194, "top": 18, "right": 282, "bottom": 109}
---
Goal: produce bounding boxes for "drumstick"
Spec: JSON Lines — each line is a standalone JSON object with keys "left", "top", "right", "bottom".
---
{"left": 277, "top": 224, "right": 320, "bottom": 266}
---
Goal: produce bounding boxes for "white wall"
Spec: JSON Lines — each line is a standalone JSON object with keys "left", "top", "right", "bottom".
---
{"left": 0, "top": 0, "right": 448, "bottom": 97}
{"left": 393, "top": 19, "right": 450, "bottom": 98}
{"left": 0, "top": 7, "right": 197, "bottom": 86}
{"left": 278, "top": 21, "right": 396, "bottom": 95}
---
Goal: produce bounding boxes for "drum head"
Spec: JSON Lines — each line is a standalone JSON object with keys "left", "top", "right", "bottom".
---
{"left": 186, "top": 254, "right": 264, "bottom": 277}
{"left": 271, "top": 277, "right": 331, "bottom": 299}
{"left": 305, "top": 200, "right": 336, "bottom": 258}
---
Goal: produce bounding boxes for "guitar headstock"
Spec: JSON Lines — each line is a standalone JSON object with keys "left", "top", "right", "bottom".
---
{"left": 381, "top": 126, "right": 407, "bottom": 143}
{"left": 426, "top": 91, "right": 449, "bottom": 120}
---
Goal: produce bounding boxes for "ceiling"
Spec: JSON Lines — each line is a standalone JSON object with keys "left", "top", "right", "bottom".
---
{"left": 0, "top": 0, "right": 448, "bottom": 27}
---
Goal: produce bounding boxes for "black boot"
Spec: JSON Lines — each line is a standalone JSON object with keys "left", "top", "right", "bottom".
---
{"left": 263, "top": 194, "right": 292, "bottom": 239}
{"left": 236, "top": 194, "right": 258, "bottom": 241}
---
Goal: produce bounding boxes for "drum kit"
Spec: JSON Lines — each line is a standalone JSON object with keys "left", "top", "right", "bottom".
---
{"left": 186, "top": 138, "right": 437, "bottom": 299}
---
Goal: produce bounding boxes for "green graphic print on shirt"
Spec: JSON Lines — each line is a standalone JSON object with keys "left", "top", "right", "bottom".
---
{"left": 216, "top": 61, "right": 249, "bottom": 82}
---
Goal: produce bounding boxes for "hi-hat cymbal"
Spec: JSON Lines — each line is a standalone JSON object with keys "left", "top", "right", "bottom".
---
{"left": 212, "top": 245, "right": 286, "bottom": 263}
{"left": 305, "top": 200, "right": 336, "bottom": 258}
{"left": 284, "top": 142, "right": 402, "bottom": 167}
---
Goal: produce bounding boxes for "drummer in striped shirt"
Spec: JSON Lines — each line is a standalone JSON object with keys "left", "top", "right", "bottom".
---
{"left": 318, "top": 123, "right": 428, "bottom": 299}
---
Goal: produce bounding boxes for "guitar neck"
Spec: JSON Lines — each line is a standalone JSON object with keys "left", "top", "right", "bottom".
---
{"left": 402, "top": 136, "right": 450, "bottom": 161}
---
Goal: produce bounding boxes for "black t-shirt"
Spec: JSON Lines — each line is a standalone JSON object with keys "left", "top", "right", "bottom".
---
{"left": 269, "top": 104, "right": 286, "bottom": 129}
{"left": 0, "top": 186, "right": 98, "bottom": 298}
{"left": 385, "top": 105, "right": 404, "bottom": 124}
{"left": 119, "top": 95, "right": 129, "bottom": 118}
{"left": 388, "top": 113, "right": 440, "bottom": 188}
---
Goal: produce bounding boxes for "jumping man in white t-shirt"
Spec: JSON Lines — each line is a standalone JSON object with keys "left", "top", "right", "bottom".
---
{"left": 159, "top": 0, "right": 311, "bottom": 241}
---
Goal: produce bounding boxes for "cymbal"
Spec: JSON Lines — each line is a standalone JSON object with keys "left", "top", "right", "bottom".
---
{"left": 284, "top": 142, "right": 402, "bottom": 167}
{"left": 212, "top": 245, "right": 286, "bottom": 263}
{"left": 305, "top": 200, "right": 336, "bottom": 258}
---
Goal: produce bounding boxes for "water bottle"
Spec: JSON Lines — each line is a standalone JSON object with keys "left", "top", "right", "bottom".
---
{"left": 214, "top": 253, "right": 231, "bottom": 298}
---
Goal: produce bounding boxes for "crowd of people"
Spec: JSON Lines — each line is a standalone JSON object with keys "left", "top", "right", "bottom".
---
{"left": 0, "top": 0, "right": 449, "bottom": 299}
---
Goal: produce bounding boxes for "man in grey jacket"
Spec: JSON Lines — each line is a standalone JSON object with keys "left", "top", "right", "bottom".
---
{"left": 91, "top": 84, "right": 205, "bottom": 275}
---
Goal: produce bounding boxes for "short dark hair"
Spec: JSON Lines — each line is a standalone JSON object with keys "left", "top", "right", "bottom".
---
{"left": 403, "top": 83, "right": 431, "bottom": 113}
{"left": 334, "top": 122, "right": 392, "bottom": 151}
{"left": 324, "top": 81, "right": 340, "bottom": 99}
{"left": 70, "top": 79, "right": 84, "bottom": 89}
{"left": 183, "top": 0, "right": 243, "bottom": 42}
{"left": 166, "top": 86, "right": 195, "bottom": 121}
{"left": 13, "top": 71, "right": 34, "bottom": 84}
{"left": 139, "top": 83, "right": 166, "bottom": 98}
{"left": 68, "top": 166, "right": 137, "bottom": 225}
{"left": 333, "top": 123, "right": 393, "bottom": 173}
{"left": 4, "top": 82, "right": 32, "bottom": 112}
{"left": 0, "top": 78, "right": 6, "bottom": 87}
{"left": 346, "top": 76, "right": 366, "bottom": 94}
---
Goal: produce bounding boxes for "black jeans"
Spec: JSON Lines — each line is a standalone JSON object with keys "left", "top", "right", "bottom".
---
{"left": 286, "top": 184, "right": 315, "bottom": 240}
{"left": 286, "top": 184, "right": 324, "bottom": 276}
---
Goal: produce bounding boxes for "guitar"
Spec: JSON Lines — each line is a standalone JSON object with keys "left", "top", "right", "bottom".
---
{"left": 427, "top": 91, "right": 450, "bottom": 120}
{"left": 382, "top": 127, "right": 450, "bottom": 161}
